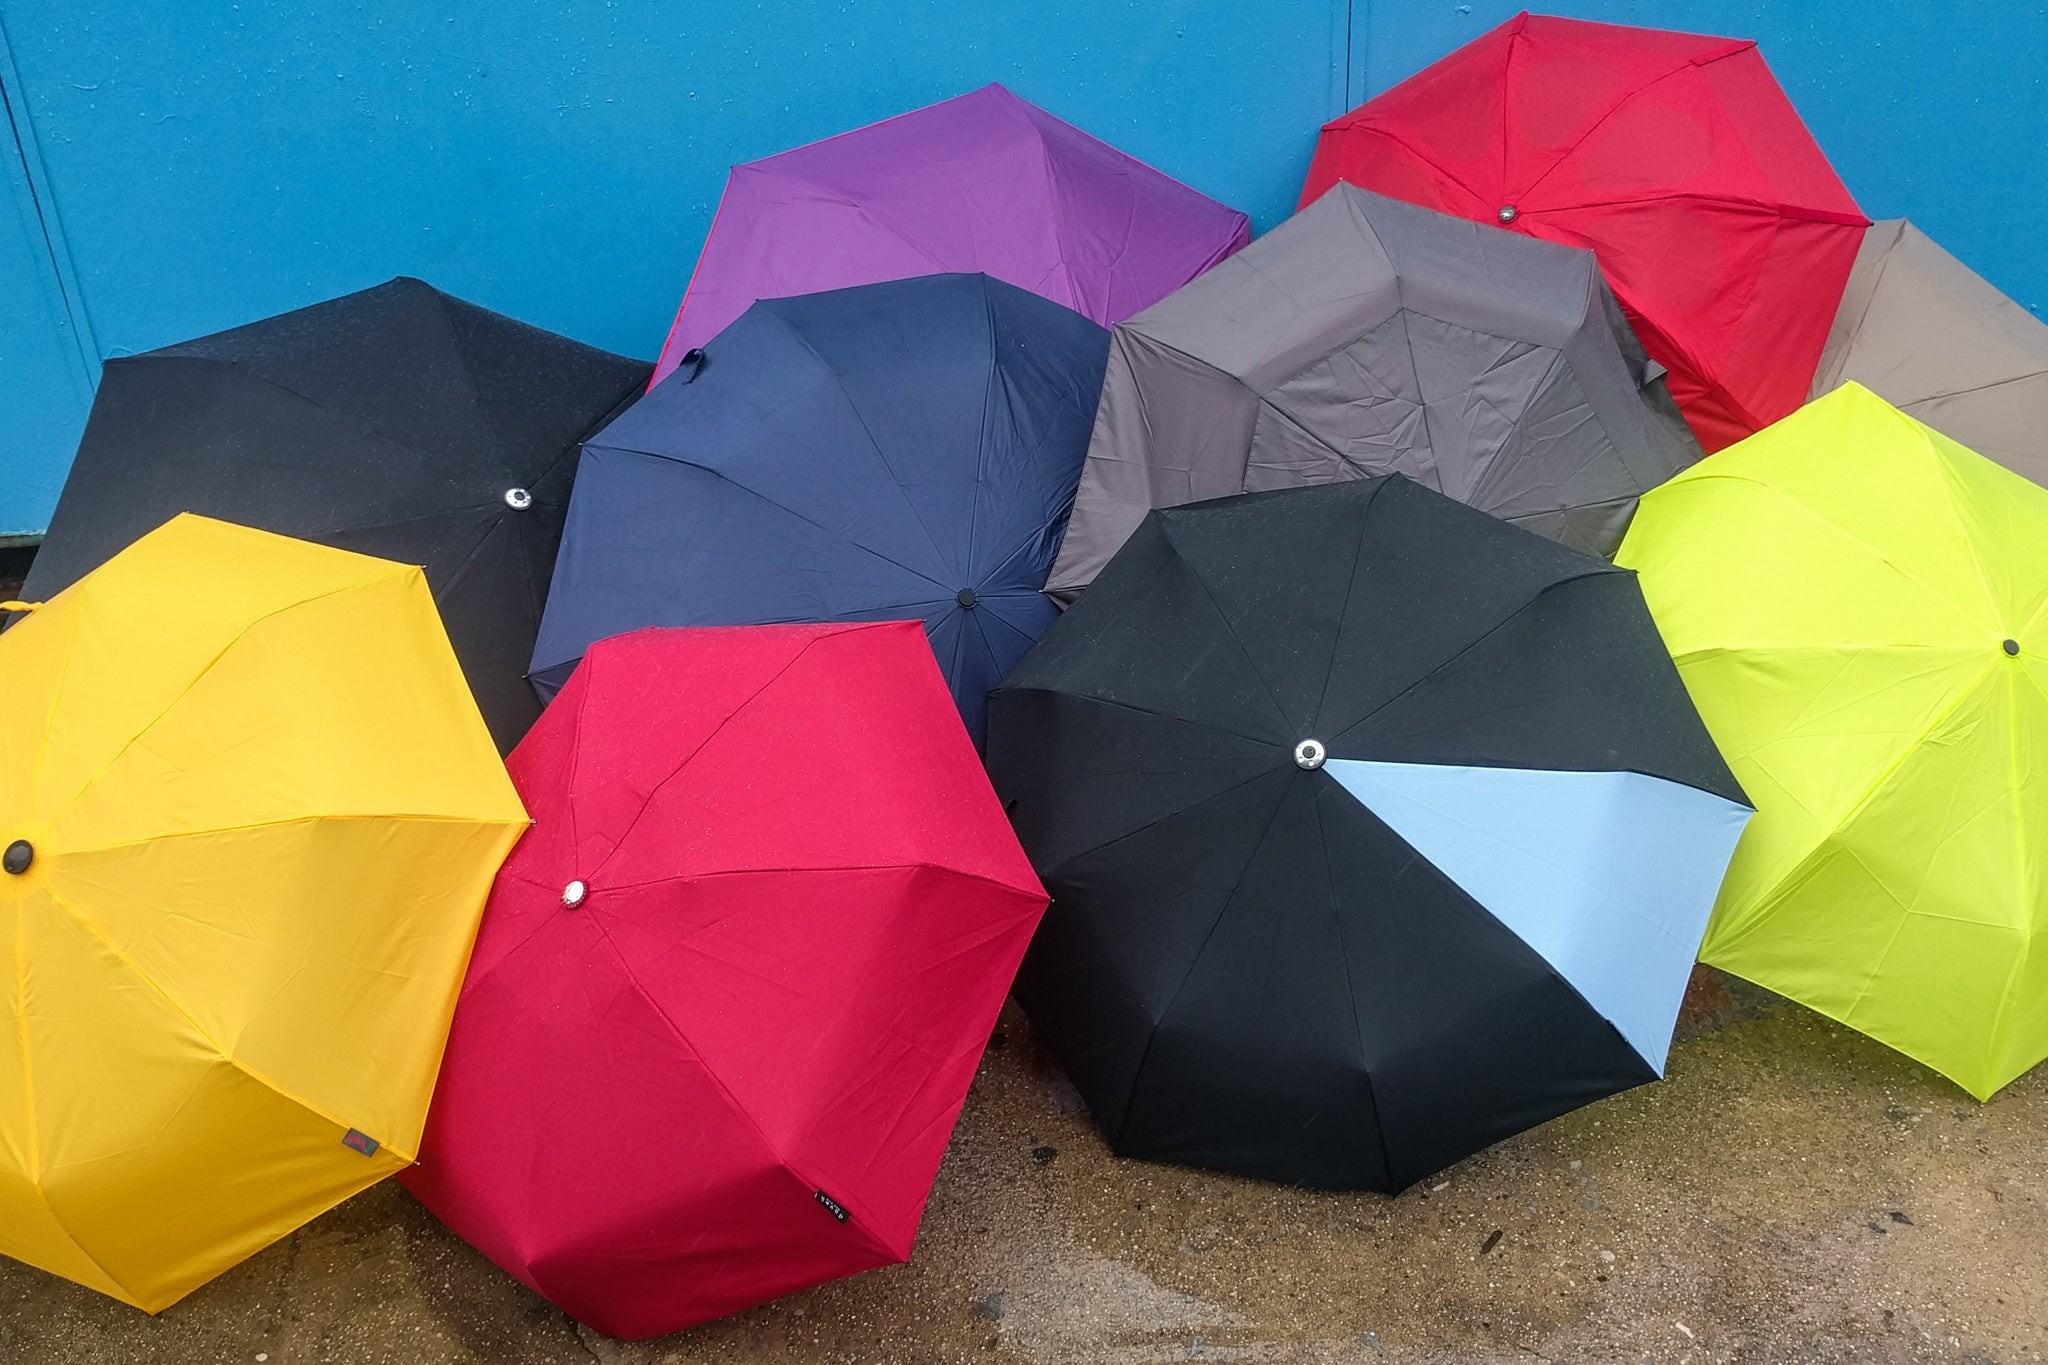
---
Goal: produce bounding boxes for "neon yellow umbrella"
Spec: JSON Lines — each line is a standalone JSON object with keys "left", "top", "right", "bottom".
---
{"left": 0, "top": 515, "right": 526, "bottom": 1311}
{"left": 1619, "top": 382, "right": 2048, "bottom": 1099}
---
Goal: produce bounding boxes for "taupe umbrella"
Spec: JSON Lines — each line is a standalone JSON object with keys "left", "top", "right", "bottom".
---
{"left": 1812, "top": 220, "right": 2048, "bottom": 485}
{"left": 1044, "top": 185, "right": 1700, "bottom": 601}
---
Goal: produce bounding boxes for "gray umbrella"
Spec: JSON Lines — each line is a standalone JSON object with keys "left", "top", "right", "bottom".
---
{"left": 1044, "top": 185, "right": 1701, "bottom": 601}
{"left": 1812, "top": 219, "right": 2048, "bottom": 486}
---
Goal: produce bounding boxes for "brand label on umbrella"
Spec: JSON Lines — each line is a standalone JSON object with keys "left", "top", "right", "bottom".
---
{"left": 814, "top": 1190, "right": 849, "bottom": 1223}
{"left": 342, "top": 1129, "right": 381, "bottom": 1157}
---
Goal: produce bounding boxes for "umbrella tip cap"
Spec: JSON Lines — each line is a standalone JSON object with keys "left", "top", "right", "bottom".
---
{"left": 1294, "top": 739, "right": 1327, "bottom": 770}
{"left": 1497, "top": 204, "right": 1519, "bottom": 224}
{"left": 2, "top": 841, "right": 31, "bottom": 875}
{"left": 561, "top": 880, "right": 588, "bottom": 909}
{"left": 504, "top": 487, "right": 533, "bottom": 510}
{"left": 956, "top": 588, "right": 978, "bottom": 609}
{"left": 2005, "top": 638, "right": 2021, "bottom": 656}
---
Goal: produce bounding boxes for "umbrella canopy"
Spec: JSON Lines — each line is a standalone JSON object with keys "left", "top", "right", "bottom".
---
{"left": 1302, "top": 12, "right": 1866, "bottom": 453}
{"left": 534, "top": 273, "right": 1111, "bottom": 745}
{"left": 648, "top": 82, "right": 1248, "bottom": 387}
{"left": 0, "top": 515, "right": 525, "bottom": 1313}
{"left": 1044, "top": 184, "right": 1699, "bottom": 600}
{"left": 1618, "top": 383, "right": 2048, "bottom": 1100}
{"left": 402, "top": 621, "right": 1045, "bottom": 1339}
{"left": 22, "top": 277, "right": 652, "bottom": 752}
{"left": 1812, "top": 220, "right": 2048, "bottom": 485}
{"left": 991, "top": 478, "right": 1750, "bottom": 1190}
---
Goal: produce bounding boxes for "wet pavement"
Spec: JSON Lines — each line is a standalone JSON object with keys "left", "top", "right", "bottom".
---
{"left": 4, "top": 968, "right": 2044, "bottom": 1363}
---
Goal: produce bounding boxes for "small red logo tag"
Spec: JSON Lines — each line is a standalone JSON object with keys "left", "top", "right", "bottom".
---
{"left": 342, "top": 1129, "right": 380, "bottom": 1157}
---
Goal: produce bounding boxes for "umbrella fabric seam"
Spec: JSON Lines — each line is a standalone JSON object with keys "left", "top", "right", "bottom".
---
{"left": 585, "top": 635, "right": 834, "bottom": 884}
{"left": 29, "top": 575, "right": 410, "bottom": 827}
{"left": 34, "top": 882, "right": 416, "bottom": 1161}
{"left": 1310, "top": 779, "right": 1397, "bottom": 1190}
{"left": 1109, "top": 772, "right": 1299, "bottom": 1147}
{"left": 582, "top": 443, "right": 955, "bottom": 596}
{"left": 1331, "top": 566, "right": 1621, "bottom": 745}
{"left": 1707, "top": 657, "right": 1998, "bottom": 952}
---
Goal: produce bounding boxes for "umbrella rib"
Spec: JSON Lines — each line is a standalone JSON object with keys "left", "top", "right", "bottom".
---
{"left": 1330, "top": 568, "right": 1618, "bottom": 745}
{"left": 53, "top": 811, "right": 523, "bottom": 859}
{"left": 1155, "top": 521, "right": 1296, "bottom": 734}
{"left": 1310, "top": 478, "right": 1386, "bottom": 729}
{"left": 1310, "top": 778, "right": 1398, "bottom": 1191}
{"left": 1521, "top": 189, "right": 1867, "bottom": 228}
{"left": 994, "top": 684, "right": 1278, "bottom": 751}
{"left": 1707, "top": 658, "right": 1999, "bottom": 953}
{"left": 962, "top": 276, "right": 1001, "bottom": 584}
{"left": 579, "top": 914, "right": 805, "bottom": 1181}
{"left": 425, "top": 287, "right": 503, "bottom": 455}
{"left": 526, "top": 369, "right": 649, "bottom": 497}
{"left": 588, "top": 861, "right": 1047, "bottom": 902}
{"left": 588, "top": 443, "right": 956, "bottom": 596}
{"left": 584, "top": 636, "right": 833, "bottom": 884}
{"left": 1665, "top": 469, "right": 2001, "bottom": 632}
{"left": 34, "top": 577, "right": 403, "bottom": 829}
{"left": 1512, "top": 58, "right": 1719, "bottom": 203}
{"left": 759, "top": 307, "right": 962, "bottom": 582}
{"left": 1035, "top": 759, "right": 1291, "bottom": 890}
{"left": 21, "top": 580, "right": 86, "bottom": 816}
{"left": 1916, "top": 423, "right": 2012, "bottom": 636}
{"left": 36, "top": 882, "right": 411, "bottom": 1159}
{"left": 1333, "top": 126, "right": 1492, "bottom": 211}
{"left": 133, "top": 354, "right": 472, "bottom": 477}
{"left": 7, "top": 907, "right": 138, "bottom": 1303}
{"left": 1110, "top": 772, "right": 1298, "bottom": 1148}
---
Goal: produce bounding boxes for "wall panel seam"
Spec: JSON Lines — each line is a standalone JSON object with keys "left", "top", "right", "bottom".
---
{"left": 0, "top": 8, "right": 100, "bottom": 388}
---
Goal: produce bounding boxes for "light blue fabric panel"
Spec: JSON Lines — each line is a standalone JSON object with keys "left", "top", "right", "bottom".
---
{"left": 1324, "top": 760, "right": 1751, "bottom": 1074}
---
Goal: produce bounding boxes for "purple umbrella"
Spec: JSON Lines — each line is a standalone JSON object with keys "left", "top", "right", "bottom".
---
{"left": 649, "top": 83, "right": 1249, "bottom": 388}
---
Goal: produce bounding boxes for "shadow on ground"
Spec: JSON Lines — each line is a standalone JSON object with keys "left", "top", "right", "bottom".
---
{"left": 5, "top": 968, "right": 2045, "bottom": 1364}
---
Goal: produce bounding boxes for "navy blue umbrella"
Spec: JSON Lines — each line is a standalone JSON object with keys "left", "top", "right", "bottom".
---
{"left": 531, "top": 273, "right": 1111, "bottom": 742}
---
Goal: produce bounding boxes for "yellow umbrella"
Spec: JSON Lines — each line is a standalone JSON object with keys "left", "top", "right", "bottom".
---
{"left": 1618, "top": 383, "right": 2048, "bottom": 1099}
{"left": 0, "top": 514, "right": 526, "bottom": 1311}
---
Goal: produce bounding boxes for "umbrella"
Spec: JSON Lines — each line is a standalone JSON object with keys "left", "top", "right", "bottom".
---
{"left": 0, "top": 515, "right": 525, "bottom": 1312}
{"left": 1812, "top": 220, "right": 2048, "bottom": 485}
{"left": 1045, "top": 183, "right": 1700, "bottom": 600}
{"left": 1302, "top": 12, "right": 1867, "bottom": 453}
{"left": 648, "top": 82, "right": 1248, "bottom": 387}
{"left": 1617, "top": 382, "right": 2048, "bottom": 1100}
{"left": 991, "top": 478, "right": 1750, "bottom": 1190}
{"left": 402, "top": 621, "right": 1045, "bottom": 1339}
{"left": 22, "top": 277, "right": 652, "bottom": 752}
{"left": 533, "top": 273, "right": 1111, "bottom": 745}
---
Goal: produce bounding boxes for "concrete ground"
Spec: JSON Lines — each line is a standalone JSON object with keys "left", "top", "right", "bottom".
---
{"left": 3, "top": 969, "right": 2044, "bottom": 1364}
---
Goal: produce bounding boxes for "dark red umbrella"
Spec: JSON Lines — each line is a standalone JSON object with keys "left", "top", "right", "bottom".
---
{"left": 400, "top": 622, "right": 1046, "bottom": 1339}
{"left": 1302, "top": 12, "right": 1867, "bottom": 452}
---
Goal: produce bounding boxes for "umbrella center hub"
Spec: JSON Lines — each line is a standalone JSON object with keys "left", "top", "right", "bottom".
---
{"left": 1497, "top": 204, "right": 1519, "bottom": 225}
{"left": 2, "top": 840, "right": 32, "bottom": 876}
{"left": 2005, "top": 638, "right": 2022, "bottom": 657}
{"left": 504, "top": 487, "right": 534, "bottom": 511}
{"left": 956, "top": 588, "right": 978, "bottom": 610}
{"left": 561, "top": 880, "right": 587, "bottom": 909}
{"left": 1293, "top": 739, "right": 1327, "bottom": 771}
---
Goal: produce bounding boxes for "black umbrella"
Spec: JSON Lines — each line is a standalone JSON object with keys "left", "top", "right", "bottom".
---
{"left": 988, "top": 478, "right": 1750, "bottom": 1190}
{"left": 22, "top": 278, "right": 650, "bottom": 751}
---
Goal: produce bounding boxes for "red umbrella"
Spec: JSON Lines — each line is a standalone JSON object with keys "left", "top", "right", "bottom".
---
{"left": 1302, "top": 12, "right": 1867, "bottom": 453}
{"left": 400, "top": 622, "right": 1046, "bottom": 1339}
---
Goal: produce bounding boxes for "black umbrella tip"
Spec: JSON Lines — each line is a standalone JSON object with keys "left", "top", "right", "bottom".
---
{"left": 2005, "top": 638, "right": 2022, "bottom": 656}
{"left": 956, "top": 588, "right": 979, "bottom": 610}
{"left": 2, "top": 840, "right": 32, "bottom": 875}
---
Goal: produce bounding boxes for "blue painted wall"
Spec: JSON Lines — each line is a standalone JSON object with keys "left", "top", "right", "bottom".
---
{"left": 1, "top": 1, "right": 2044, "bottom": 538}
